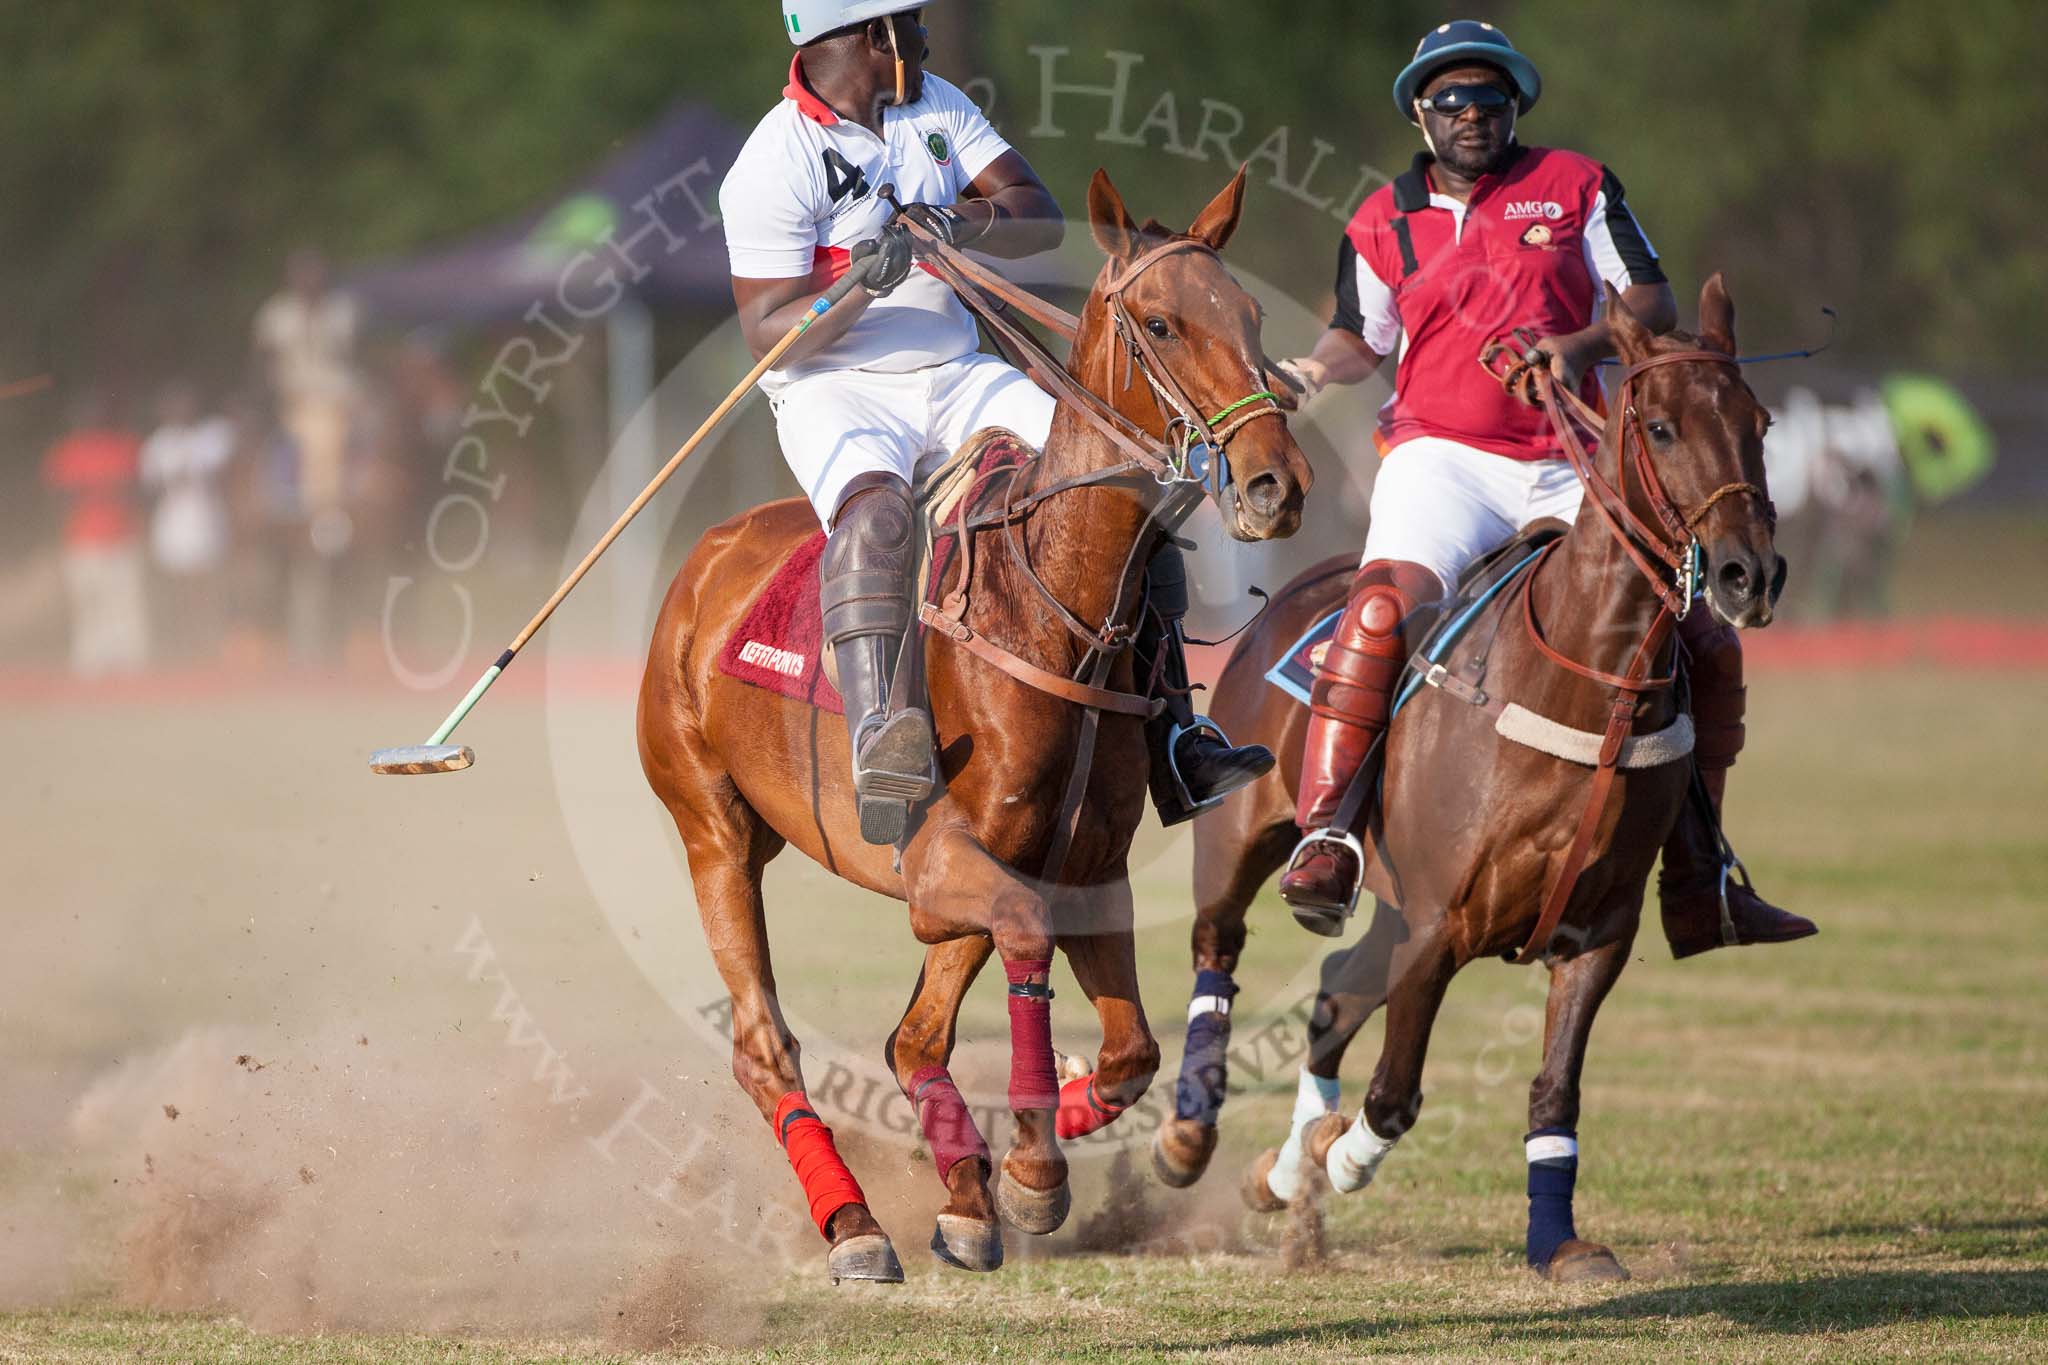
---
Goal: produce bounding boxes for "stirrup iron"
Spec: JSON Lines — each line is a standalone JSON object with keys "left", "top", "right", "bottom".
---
{"left": 1165, "top": 715, "right": 1234, "bottom": 818}
{"left": 1282, "top": 826, "right": 1368, "bottom": 933}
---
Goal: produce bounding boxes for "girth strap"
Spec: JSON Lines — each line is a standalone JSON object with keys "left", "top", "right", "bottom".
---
{"left": 919, "top": 603, "right": 1162, "bottom": 719}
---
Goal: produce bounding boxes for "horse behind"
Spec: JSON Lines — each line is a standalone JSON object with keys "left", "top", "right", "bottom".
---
{"left": 638, "top": 166, "right": 1311, "bottom": 1284}
{"left": 1153, "top": 277, "right": 1782, "bottom": 1282}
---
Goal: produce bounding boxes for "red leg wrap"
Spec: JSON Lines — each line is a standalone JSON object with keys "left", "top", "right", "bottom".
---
{"left": 908, "top": 1066, "right": 989, "bottom": 1183}
{"left": 1003, "top": 959, "right": 1058, "bottom": 1113}
{"left": 773, "top": 1091, "right": 868, "bottom": 1239}
{"left": 1055, "top": 1074, "right": 1128, "bottom": 1141}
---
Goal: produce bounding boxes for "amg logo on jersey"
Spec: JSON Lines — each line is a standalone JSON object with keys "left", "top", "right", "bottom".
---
{"left": 1502, "top": 200, "right": 1566, "bottom": 222}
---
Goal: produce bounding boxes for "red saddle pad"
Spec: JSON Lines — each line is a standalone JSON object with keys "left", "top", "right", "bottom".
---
{"left": 713, "top": 432, "right": 1037, "bottom": 716}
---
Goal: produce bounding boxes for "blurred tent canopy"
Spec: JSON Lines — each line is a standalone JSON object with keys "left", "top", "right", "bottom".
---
{"left": 344, "top": 103, "right": 744, "bottom": 323}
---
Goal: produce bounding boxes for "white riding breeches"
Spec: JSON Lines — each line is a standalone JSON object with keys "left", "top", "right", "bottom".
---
{"left": 1361, "top": 437, "right": 1585, "bottom": 598}
{"left": 768, "top": 353, "right": 1057, "bottom": 527}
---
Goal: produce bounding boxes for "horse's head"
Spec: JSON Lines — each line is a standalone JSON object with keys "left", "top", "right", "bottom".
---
{"left": 1606, "top": 275, "right": 1786, "bottom": 628}
{"left": 1076, "top": 167, "right": 1313, "bottom": 542}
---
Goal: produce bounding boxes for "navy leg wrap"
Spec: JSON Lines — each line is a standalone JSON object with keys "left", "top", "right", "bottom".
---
{"left": 1173, "top": 970, "right": 1238, "bottom": 1124}
{"left": 1525, "top": 1126, "right": 1580, "bottom": 1269}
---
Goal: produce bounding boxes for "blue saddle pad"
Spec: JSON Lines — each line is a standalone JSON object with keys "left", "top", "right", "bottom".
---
{"left": 1263, "top": 541, "right": 1553, "bottom": 714}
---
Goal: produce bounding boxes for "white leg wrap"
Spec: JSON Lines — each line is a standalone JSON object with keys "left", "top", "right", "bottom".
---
{"left": 1265, "top": 1070, "right": 1341, "bottom": 1204}
{"left": 1326, "top": 1110, "right": 1398, "bottom": 1194}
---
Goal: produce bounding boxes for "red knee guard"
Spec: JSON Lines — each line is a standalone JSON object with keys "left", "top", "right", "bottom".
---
{"left": 908, "top": 1066, "right": 990, "bottom": 1183}
{"left": 1004, "top": 960, "right": 1058, "bottom": 1113}
{"left": 773, "top": 1091, "right": 868, "bottom": 1239}
{"left": 1679, "top": 610, "right": 1746, "bottom": 789}
{"left": 1055, "top": 1073, "right": 1129, "bottom": 1141}
{"left": 1294, "top": 561, "right": 1442, "bottom": 831}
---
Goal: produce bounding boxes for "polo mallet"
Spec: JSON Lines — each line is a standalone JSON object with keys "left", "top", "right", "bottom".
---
{"left": 370, "top": 247, "right": 883, "bottom": 776}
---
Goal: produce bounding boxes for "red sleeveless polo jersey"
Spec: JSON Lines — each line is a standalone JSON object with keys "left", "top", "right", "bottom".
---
{"left": 1333, "top": 146, "right": 1665, "bottom": 462}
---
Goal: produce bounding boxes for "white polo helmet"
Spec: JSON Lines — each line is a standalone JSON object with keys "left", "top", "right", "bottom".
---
{"left": 782, "top": 0, "right": 936, "bottom": 46}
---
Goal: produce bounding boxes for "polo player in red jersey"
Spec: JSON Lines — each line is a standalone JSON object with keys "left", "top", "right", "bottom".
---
{"left": 1269, "top": 21, "right": 1816, "bottom": 959}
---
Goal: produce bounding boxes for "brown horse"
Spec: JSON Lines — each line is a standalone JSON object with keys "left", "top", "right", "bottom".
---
{"left": 1151, "top": 278, "right": 1780, "bottom": 1282}
{"left": 638, "top": 167, "right": 1311, "bottom": 1284}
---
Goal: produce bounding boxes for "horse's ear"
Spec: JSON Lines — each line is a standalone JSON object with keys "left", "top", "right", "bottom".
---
{"left": 1188, "top": 164, "right": 1249, "bottom": 252}
{"left": 1088, "top": 168, "right": 1140, "bottom": 262}
{"left": 1698, "top": 273, "right": 1737, "bottom": 356}
{"left": 1604, "top": 282, "right": 1652, "bottom": 362}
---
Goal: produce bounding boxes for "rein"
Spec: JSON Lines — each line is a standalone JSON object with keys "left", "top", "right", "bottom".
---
{"left": 1472, "top": 339, "right": 1768, "bottom": 963}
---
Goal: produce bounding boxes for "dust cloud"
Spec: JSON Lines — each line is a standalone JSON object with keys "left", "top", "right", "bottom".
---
{"left": 49, "top": 1024, "right": 788, "bottom": 1346}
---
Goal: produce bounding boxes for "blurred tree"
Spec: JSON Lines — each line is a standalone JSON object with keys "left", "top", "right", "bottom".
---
{"left": 0, "top": 0, "right": 2040, "bottom": 423}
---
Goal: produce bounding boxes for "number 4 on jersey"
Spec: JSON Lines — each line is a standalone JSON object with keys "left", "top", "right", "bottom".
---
{"left": 822, "top": 149, "right": 871, "bottom": 204}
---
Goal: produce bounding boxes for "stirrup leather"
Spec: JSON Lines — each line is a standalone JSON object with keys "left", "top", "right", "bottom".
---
{"left": 1282, "top": 826, "right": 1368, "bottom": 921}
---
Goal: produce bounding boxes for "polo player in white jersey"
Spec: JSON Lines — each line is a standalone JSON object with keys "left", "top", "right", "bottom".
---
{"left": 721, "top": 0, "right": 1274, "bottom": 845}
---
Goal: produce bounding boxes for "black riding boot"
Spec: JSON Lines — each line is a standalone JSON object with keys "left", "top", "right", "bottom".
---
{"left": 821, "top": 477, "right": 933, "bottom": 846}
{"left": 1137, "top": 545, "right": 1275, "bottom": 827}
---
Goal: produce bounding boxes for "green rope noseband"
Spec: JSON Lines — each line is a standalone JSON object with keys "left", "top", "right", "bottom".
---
{"left": 1210, "top": 391, "right": 1279, "bottom": 427}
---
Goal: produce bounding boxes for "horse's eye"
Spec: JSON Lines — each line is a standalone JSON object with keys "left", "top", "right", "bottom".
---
{"left": 1645, "top": 419, "right": 1676, "bottom": 447}
{"left": 1145, "top": 317, "right": 1173, "bottom": 341}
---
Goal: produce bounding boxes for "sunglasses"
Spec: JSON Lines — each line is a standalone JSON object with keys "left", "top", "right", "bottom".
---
{"left": 1416, "top": 84, "right": 1514, "bottom": 118}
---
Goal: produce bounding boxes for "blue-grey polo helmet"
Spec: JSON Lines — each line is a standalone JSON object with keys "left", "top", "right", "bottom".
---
{"left": 1393, "top": 20, "right": 1542, "bottom": 122}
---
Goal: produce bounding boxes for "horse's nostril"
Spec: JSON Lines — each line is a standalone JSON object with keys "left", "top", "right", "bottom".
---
{"left": 1244, "top": 473, "right": 1284, "bottom": 517}
{"left": 1718, "top": 558, "right": 1754, "bottom": 597}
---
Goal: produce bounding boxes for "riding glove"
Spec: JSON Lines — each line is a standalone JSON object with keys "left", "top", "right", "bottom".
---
{"left": 851, "top": 223, "right": 916, "bottom": 296}
{"left": 897, "top": 200, "right": 996, "bottom": 248}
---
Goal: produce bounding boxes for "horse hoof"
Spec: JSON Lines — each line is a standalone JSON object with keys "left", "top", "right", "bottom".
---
{"left": 930, "top": 1215, "right": 1004, "bottom": 1273}
{"left": 995, "top": 1169, "right": 1072, "bottom": 1236}
{"left": 1303, "top": 1112, "right": 1351, "bottom": 1169}
{"left": 1543, "top": 1239, "right": 1631, "bottom": 1284}
{"left": 1151, "top": 1119, "right": 1217, "bottom": 1189}
{"left": 827, "top": 1233, "right": 905, "bottom": 1286}
{"left": 1240, "top": 1148, "right": 1291, "bottom": 1213}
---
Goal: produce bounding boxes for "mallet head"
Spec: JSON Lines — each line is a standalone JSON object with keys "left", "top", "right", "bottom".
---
{"left": 370, "top": 744, "right": 475, "bottom": 776}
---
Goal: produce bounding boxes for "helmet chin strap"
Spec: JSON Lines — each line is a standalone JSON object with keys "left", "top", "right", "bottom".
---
{"left": 887, "top": 21, "right": 907, "bottom": 106}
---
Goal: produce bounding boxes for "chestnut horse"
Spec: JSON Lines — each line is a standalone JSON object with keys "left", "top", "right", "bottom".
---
{"left": 1151, "top": 279, "right": 1779, "bottom": 1282}
{"left": 638, "top": 167, "right": 1311, "bottom": 1284}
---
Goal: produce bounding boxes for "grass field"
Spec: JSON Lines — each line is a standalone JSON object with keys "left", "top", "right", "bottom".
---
{"left": 2, "top": 662, "right": 2043, "bottom": 1362}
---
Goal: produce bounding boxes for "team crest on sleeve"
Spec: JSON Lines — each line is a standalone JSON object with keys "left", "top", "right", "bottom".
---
{"left": 926, "top": 132, "right": 952, "bottom": 166}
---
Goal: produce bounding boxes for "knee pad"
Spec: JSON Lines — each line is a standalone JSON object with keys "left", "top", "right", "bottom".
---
{"left": 820, "top": 479, "right": 916, "bottom": 644}
{"left": 1679, "top": 612, "right": 1745, "bottom": 768}
{"left": 1143, "top": 543, "right": 1191, "bottom": 622}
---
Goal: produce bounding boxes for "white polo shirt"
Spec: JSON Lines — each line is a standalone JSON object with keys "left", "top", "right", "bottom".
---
{"left": 721, "top": 60, "right": 1012, "bottom": 391}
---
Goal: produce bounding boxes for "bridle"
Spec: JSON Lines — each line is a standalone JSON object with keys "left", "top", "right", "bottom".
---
{"left": 1099, "top": 237, "right": 1286, "bottom": 501}
{"left": 1484, "top": 329, "right": 1774, "bottom": 627}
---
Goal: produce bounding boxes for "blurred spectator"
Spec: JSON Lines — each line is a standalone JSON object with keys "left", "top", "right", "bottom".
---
{"left": 253, "top": 248, "right": 361, "bottom": 664}
{"left": 254, "top": 248, "right": 360, "bottom": 529}
{"left": 41, "top": 395, "right": 149, "bottom": 676}
{"left": 140, "top": 383, "right": 237, "bottom": 661}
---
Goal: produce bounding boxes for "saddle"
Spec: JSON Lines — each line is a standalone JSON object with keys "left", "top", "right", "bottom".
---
{"left": 1265, "top": 522, "right": 1568, "bottom": 711}
{"left": 715, "top": 429, "right": 1039, "bottom": 715}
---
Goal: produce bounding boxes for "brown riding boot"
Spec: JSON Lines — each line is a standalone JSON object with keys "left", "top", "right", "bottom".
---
{"left": 1658, "top": 613, "right": 1819, "bottom": 959}
{"left": 1279, "top": 561, "right": 1442, "bottom": 932}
